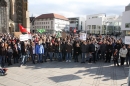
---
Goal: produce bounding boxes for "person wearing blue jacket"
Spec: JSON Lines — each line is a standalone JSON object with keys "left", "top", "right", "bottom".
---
{"left": 35, "top": 41, "right": 44, "bottom": 63}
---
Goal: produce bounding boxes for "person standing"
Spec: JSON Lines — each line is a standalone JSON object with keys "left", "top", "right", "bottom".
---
{"left": 30, "top": 42, "right": 36, "bottom": 64}
{"left": 62, "top": 40, "right": 66, "bottom": 61}
{"left": 48, "top": 43, "right": 54, "bottom": 61}
{"left": 13, "top": 44, "right": 19, "bottom": 64}
{"left": 126, "top": 45, "right": 130, "bottom": 66}
{"left": 57, "top": 42, "right": 63, "bottom": 61}
{"left": 105, "top": 42, "right": 113, "bottom": 63}
{"left": 81, "top": 41, "right": 87, "bottom": 63}
{"left": 74, "top": 43, "right": 80, "bottom": 62}
{"left": 100, "top": 41, "right": 107, "bottom": 60}
{"left": 0, "top": 43, "right": 6, "bottom": 68}
{"left": 20, "top": 41, "right": 27, "bottom": 67}
{"left": 113, "top": 49, "right": 119, "bottom": 66}
{"left": 65, "top": 41, "right": 72, "bottom": 62}
{"left": 35, "top": 41, "right": 44, "bottom": 63}
{"left": 119, "top": 45, "right": 128, "bottom": 66}
{"left": 7, "top": 45, "right": 13, "bottom": 66}
{"left": 89, "top": 41, "right": 96, "bottom": 63}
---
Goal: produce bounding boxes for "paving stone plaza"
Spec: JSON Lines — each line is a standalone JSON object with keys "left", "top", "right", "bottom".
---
{"left": 0, "top": 61, "right": 128, "bottom": 86}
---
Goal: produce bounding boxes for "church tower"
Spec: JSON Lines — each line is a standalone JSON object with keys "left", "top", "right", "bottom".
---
{"left": 15, "top": 0, "right": 30, "bottom": 32}
{"left": 0, "top": 0, "right": 30, "bottom": 33}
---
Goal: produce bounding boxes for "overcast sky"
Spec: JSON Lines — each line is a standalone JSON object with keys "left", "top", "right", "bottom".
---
{"left": 28, "top": 0, "right": 130, "bottom": 18}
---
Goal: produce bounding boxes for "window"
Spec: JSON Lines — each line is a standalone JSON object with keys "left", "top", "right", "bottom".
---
{"left": 46, "top": 26, "right": 47, "bottom": 28}
{"left": 48, "top": 22, "right": 49, "bottom": 24}
{"left": 125, "top": 23, "right": 130, "bottom": 28}
{"left": 46, "top": 22, "right": 47, "bottom": 24}
{"left": 48, "top": 26, "right": 49, "bottom": 28}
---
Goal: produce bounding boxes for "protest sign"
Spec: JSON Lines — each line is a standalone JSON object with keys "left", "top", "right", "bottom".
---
{"left": 20, "top": 34, "right": 32, "bottom": 41}
{"left": 125, "top": 36, "right": 130, "bottom": 44}
{"left": 80, "top": 33, "right": 86, "bottom": 40}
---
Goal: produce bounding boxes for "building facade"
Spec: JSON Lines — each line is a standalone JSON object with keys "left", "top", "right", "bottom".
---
{"left": 68, "top": 17, "right": 86, "bottom": 32}
{"left": 121, "top": 4, "right": 130, "bottom": 36}
{"left": 86, "top": 13, "right": 121, "bottom": 35}
{"left": 0, "top": 0, "right": 30, "bottom": 34}
{"left": 34, "top": 13, "right": 69, "bottom": 33}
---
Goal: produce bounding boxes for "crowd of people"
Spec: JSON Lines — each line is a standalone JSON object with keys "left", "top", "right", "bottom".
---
{"left": 0, "top": 33, "right": 129, "bottom": 72}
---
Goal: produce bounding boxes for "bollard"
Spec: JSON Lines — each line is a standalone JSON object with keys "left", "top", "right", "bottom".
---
{"left": 128, "top": 67, "right": 130, "bottom": 86}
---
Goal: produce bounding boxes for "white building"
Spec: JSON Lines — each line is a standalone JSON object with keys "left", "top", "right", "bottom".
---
{"left": 86, "top": 13, "right": 121, "bottom": 35}
{"left": 34, "top": 13, "right": 69, "bottom": 33}
{"left": 68, "top": 17, "right": 86, "bottom": 32}
{"left": 121, "top": 4, "right": 130, "bottom": 36}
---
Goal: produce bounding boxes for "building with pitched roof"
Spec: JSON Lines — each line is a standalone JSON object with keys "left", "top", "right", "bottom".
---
{"left": 34, "top": 13, "right": 69, "bottom": 33}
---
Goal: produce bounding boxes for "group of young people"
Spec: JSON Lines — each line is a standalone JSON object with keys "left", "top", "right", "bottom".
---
{"left": 0, "top": 33, "right": 129, "bottom": 73}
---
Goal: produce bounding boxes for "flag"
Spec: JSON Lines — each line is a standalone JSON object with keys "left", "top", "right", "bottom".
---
{"left": 37, "top": 29, "right": 46, "bottom": 33}
{"left": 56, "top": 32, "right": 61, "bottom": 38}
{"left": 19, "top": 24, "right": 30, "bottom": 34}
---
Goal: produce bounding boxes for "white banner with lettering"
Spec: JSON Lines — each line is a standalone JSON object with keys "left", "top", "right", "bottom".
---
{"left": 20, "top": 34, "right": 32, "bottom": 41}
{"left": 125, "top": 36, "right": 130, "bottom": 44}
{"left": 80, "top": 33, "right": 86, "bottom": 40}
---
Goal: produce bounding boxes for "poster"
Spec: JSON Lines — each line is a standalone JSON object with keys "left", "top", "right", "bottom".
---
{"left": 13, "top": 32, "right": 22, "bottom": 38}
{"left": 125, "top": 36, "right": 130, "bottom": 44}
{"left": 20, "top": 34, "right": 32, "bottom": 41}
{"left": 62, "top": 32, "right": 67, "bottom": 39}
{"left": 80, "top": 33, "right": 86, "bottom": 40}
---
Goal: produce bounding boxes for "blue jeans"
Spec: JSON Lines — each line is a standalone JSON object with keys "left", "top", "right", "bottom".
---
{"left": 21, "top": 55, "right": 26, "bottom": 65}
{"left": 54, "top": 53, "right": 59, "bottom": 59}
{"left": 126, "top": 56, "right": 130, "bottom": 65}
{"left": 58, "top": 52, "right": 62, "bottom": 61}
{"left": 14, "top": 57, "right": 18, "bottom": 63}
{"left": 31, "top": 54, "right": 35, "bottom": 63}
{"left": 37, "top": 54, "right": 43, "bottom": 63}
{"left": 0, "top": 56, "right": 5, "bottom": 68}
{"left": 82, "top": 53, "right": 86, "bottom": 62}
{"left": 49, "top": 52, "right": 53, "bottom": 61}
{"left": 66, "top": 53, "right": 71, "bottom": 61}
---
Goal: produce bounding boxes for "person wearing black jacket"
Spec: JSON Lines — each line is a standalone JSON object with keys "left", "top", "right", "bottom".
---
{"left": 48, "top": 43, "right": 54, "bottom": 61}
{"left": 81, "top": 41, "right": 87, "bottom": 63}
{"left": 0, "top": 42, "right": 6, "bottom": 68}
{"left": 62, "top": 40, "right": 66, "bottom": 61}
{"left": 20, "top": 41, "right": 27, "bottom": 67}
{"left": 74, "top": 43, "right": 80, "bottom": 62}
{"left": 126, "top": 45, "right": 130, "bottom": 66}
{"left": 89, "top": 41, "right": 96, "bottom": 63}
{"left": 105, "top": 42, "right": 113, "bottom": 63}
{"left": 100, "top": 41, "right": 107, "bottom": 60}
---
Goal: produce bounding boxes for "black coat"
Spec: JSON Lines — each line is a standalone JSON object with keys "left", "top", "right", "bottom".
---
{"left": 114, "top": 43, "right": 122, "bottom": 51}
{"left": 89, "top": 44, "right": 95, "bottom": 52}
{"left": 81, "top": 44, "right": 87, "bottom": 53}
{"left": 74, "top": 47, "right": 80, "bottom": 55}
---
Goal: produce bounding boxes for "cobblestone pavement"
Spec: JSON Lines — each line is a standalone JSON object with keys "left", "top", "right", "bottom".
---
{"left": 0, "top": 61, "right": 128, "bottom": 86}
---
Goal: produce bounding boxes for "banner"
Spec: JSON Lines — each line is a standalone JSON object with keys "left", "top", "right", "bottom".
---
{"left": 125, "top": 36, "right": 130, "bottom": 44}
{"left": 20, "top": 34, "right": 32, "bottom": 41}
{"left": 80, "top": 33, "right": 86, "bottom": 40}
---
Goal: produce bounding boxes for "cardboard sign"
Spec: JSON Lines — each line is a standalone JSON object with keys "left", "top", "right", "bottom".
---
{"left": 125, "top": 36, "right": 130, "bottom": 44}
{"left": 20, "top": 34, "right": 32, "bottom": 41}
{"left": 13, "top": 32, "right": 22, "bottom": 38}
{"left": 62, "top": 32, "right": 67, "bottom": 39}
{"left": 80, "top": 33, "right": 86, "bottom": 40}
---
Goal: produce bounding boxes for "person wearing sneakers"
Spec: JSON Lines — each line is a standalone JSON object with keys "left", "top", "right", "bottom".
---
{"left": 65, "top": 41, "right": 72, "bottom": 62}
